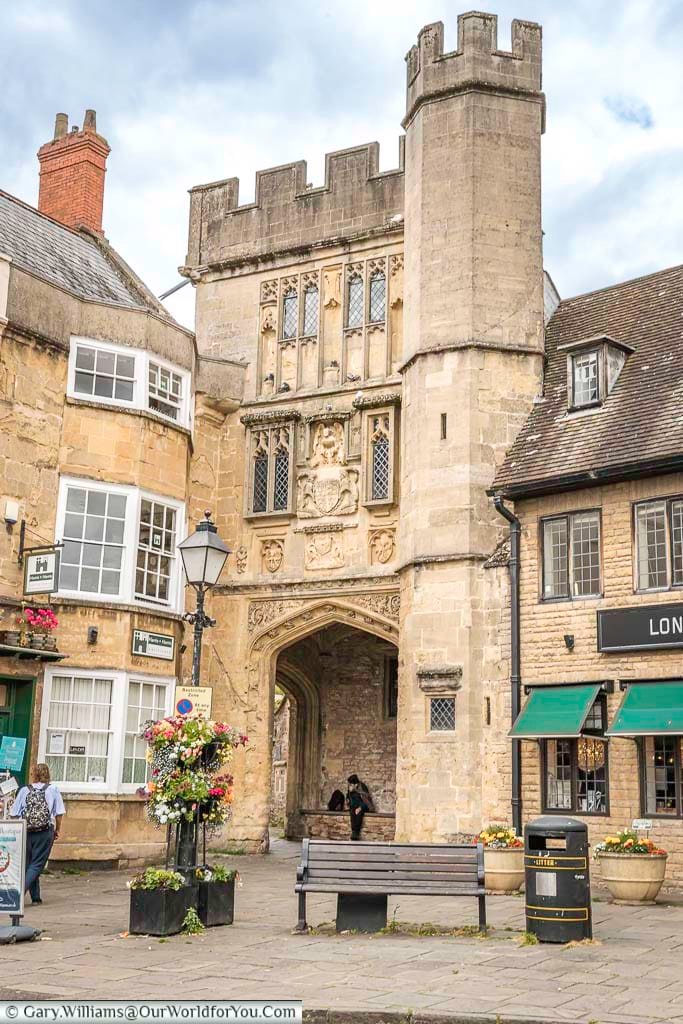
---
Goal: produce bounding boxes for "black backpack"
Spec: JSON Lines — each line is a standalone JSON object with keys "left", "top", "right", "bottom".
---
{"left": 24, "top": 785, "right": 51, "bottom": 832}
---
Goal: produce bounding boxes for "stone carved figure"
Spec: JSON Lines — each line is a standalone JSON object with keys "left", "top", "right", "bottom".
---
{"left": 235, "top": 545, "right": 248, "bottom": 574}
{"left": 261, "top": 307, "right": 276, "bottom": 333}
{"left": 305, "top": 532, "right": 344, "bottom": 570}
{"left": 262, "top": 539, "right": 284, "bottom": 574}
{"left": 310, "top": 421, "right": 344, "bottom": 467}
{"left": 337, "top": 469, "right": 360, "bottom": 514}
{"left": 370, "top": 529, "right": 395, "bottom": 564}
{"left": 323, "top": 268, "right": 341, "bottom": 308}
{"left": 296, "top": 473, "right": 317, "bottom": 516}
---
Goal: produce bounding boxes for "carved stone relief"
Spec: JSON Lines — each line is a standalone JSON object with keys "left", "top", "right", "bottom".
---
{"left": 246, "top": 591, "right": 400, "bottom": 634}
{"left": 261, "top": 280, "right": 278, "bottom": 303}
{"left": 235, "top": 545, "right": 248, "bottom": 574}
{"left": 261, "top": 307, "right": 276, "bottom": 333}
{"left": 390, "top": 254, "right": 404, "bottom": 308}
{"left": 323, "top": 268, "right": 341, "bottom": 308}
{"left": 369, "top": 528, "right": 396, "bottom": 565}
{"left": 310, "top": 421, "right": 344, "bottom": 466}
{"left": 304, "top": 531, "right": 344, "bottom": 570}
{"left": 296, "top": 467, "right": 359, "bottom": 518}
{"left": 261, "top": 539, "right": 284, "bottom": 574}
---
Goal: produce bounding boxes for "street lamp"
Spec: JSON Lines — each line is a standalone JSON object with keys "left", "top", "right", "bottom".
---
{"left": 179, "top": 510, "right": 230, "bottom": 688}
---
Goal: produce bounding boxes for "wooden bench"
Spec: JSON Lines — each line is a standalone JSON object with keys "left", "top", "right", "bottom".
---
{"left": 295, "top": 838, "right": 486, "bottom": 933}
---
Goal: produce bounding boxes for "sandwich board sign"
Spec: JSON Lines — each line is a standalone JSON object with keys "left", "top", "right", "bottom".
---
{"left": 23, "top": 549, "right": 60, "bottom": 595}
{"left": 174, "top": 685, "right": 213, "bottom": 719}
{"left": 0, "top": 819, "right": 26, "bottom": 915}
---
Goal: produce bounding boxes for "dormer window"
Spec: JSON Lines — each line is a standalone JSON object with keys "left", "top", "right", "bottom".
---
{"left": 561, "top": 334, "right": 633, "bottom": 413}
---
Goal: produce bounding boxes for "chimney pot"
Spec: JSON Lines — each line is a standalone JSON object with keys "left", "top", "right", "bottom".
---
{"left": 83, "top": 109, "right": 97, "bottom": 132}
{"left": 54, "top": 113, "right": 68, "bottom": 140}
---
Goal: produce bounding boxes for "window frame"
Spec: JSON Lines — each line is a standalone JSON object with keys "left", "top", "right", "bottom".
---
{"left": 566, "top": 346, "right": 602, "bottom": 411}
{"left": 362, "top": 406, "right": 397, "bottom": 509}
{"left": 639, "top": 734, "right": 683, "bottom": 819}
{"left": 540, "top": 508, "right": 602, "bottom": 602}
{"left": 428, "top": 696, "right": 456, "bottom": 734}
{"left": 68, "top": 337, "right": 191, "bottom": 428}
{"left": 39, "top": 667, "right": 174, "bottom": 795}
{"left": 244, "top": 422, "right": 296, "bottom": 519}
{"left": 633, "top": 495, "right": 683, "bottom": 594}
{"left": 55, "top": 476, "right": 185, "bottom": 612}
{"left": 541, "top": 695, "right": 610, "bottom": 817}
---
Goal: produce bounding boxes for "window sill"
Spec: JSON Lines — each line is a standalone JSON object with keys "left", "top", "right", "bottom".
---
{"left": 65, "top": 396, "right": 192, "bottom": 438}
{"left": 363, "top": 498, "right": 396, "bottom": 510}
{"left": 634, "top": 586, "right": 682, "bottom": 596}
{"left": 542, "top": 808, "right": 609, "bottom": 818}
{"left": 243, "top": 510, "right": 295, "bottom": 522}
{"left": 50, "top": 595, "right": 184, "bottom": 622}
{"left": 540, "top": 593, "right": 603, "bottom": 604}
{"left": 60, "top": 791, "right": 147, "bottom": 802}
{"left": 567, "top": 401, "right": 603, "bottom": 415}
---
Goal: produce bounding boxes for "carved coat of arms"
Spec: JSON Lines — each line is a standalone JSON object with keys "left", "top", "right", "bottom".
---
{"left": 296, "top": 419, "right": 359, "bottom": 519}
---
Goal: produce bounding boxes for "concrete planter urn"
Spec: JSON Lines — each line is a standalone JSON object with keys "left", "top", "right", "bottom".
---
{"left": 484, "top": 846, "right": 525, "bottom": 893}
{"left": 597, "top": 853, "right": 668, "bottom": 905}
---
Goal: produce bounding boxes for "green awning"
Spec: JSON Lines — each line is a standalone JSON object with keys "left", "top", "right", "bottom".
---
{"left": 510, "top": 683, "right": 602, "bottom": 739}
{"left": 607, "top": 682, "right": 683, "bottom": 736}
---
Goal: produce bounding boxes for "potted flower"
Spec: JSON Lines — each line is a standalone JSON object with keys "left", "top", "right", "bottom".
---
{"left": 128, "top": 868, "right": 195, "bottom": 936}
{"left": 1, "top": 613, "right": 23, "bottom": 648}
{"left": 594, "top": 831, "right": 668, "bottom": 904}
{"left": 23, "top": 606, "right": 59, "bottom": 650}
{"left": 477, "top": 825, "right": 524, "bottom": 893}
{"left": 195, "top": 864, "right": 238, "bottom": 927}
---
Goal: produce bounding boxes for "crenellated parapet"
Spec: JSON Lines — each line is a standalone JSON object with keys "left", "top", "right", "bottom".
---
{"left": 404, "top": 12, "right": 543, "bottom": 128}
{"left": 184, "top": 141, "right": 405, "bottom": 272}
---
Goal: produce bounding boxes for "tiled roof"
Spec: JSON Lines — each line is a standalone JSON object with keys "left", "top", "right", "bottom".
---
{"left": 0, "top": 190, "right": 159, "bottom": 312}
{"left": 494, "top": 263, "right": 683, "bottom": 497}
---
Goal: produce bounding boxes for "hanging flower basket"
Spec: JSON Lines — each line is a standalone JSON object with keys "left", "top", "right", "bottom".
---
{"left": 477, "top": 825, "right": 525, "bottom": 894}
{"left": 594, "top": 832, "right": 668, "bottom": 904}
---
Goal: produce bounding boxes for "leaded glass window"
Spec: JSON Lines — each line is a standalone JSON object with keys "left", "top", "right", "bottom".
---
{"left": 541, "top": 510, "right": 601, "bottom": 600}
{"left": 430, "top": 697, "right": 455, "bottom": 732}
{"left": 347, "top": 275, "right": 364, "bottom": 328}
{"left": 282, "top": 291, "right": 298, "bottom": 339}
{"left": 253, "top": 454, "right": 268, "bottom": 513}
{"left": 370, "top": 414, "right": 391, "bottom": 502}
{"left": 636, "top": 502, "right": 668, "bottom": 589}
{"left": 302, "top": 285, "right": 319, "bottom": 336}
{"left": 135, "top": 499, "right": 176, "bottom": 604}
{"left": 273, "top": 445, "right": 289, "bottom": 511}
{"left": 369, "top": 271, "right": 386, "bottom": 323}
{"left": 250, "top": 426, "right": 292, "bottom": 514}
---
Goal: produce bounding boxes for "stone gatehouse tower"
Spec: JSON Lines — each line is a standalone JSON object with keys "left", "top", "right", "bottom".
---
{"left": 182, "top": 11, "right": 545, "bottom": 848}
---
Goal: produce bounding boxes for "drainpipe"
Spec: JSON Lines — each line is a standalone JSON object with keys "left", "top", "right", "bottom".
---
{"left": 494, "top": 495, "right": 522, "bottom": 836}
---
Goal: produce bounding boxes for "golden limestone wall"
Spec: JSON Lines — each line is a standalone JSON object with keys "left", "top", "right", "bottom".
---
{"left": 518, "top": 473, "right": 683, "bottom": 880}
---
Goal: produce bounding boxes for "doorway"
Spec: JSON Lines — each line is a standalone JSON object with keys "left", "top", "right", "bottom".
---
{"left": 0, "top": 677, "right": 35, "bottom": 786}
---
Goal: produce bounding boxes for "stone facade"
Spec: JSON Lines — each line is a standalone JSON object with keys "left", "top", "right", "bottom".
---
{"left": 181, "top": 11, "right": 546, "bottom": 851}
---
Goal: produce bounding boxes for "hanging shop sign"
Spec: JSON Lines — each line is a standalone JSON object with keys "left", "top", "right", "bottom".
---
{"left": 131, "top": 629, "right": 175, "bottom": 661}
{"left": 174, "top": 685, "right": 213, "bottom": 719}
{"left": 23, "top": 548, "right": 60, "bottom": 595}
{"left": 598, "top": 603, "right": 683, "bottom": 652}
{"left": 0, "top": 819, "right": 26, "bottom": 915}
{"left": 0, "top": 737, "right": 27, "bottom": 772}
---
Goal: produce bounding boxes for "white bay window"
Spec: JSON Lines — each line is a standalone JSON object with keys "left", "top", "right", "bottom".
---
{"left": 56, "top": 477, "right": 184, "bottom": 611}
{"left": 41, "top": 669, "right": 173, "bottom": 793}
{"left": 68, "top": 337, "right": 191, "bottom": 428}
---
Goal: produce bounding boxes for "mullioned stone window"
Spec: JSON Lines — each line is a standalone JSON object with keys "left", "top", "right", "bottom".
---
{"left": 244, "top": 417, "right": 296, "bottom": 517}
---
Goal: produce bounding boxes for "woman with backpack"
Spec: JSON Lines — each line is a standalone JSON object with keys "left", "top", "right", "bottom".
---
{"left": 11, "top": 763, "right": 65, "bottom": 904}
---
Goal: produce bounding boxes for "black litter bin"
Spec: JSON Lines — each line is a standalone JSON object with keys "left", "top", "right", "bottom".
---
{"left": 524, "top": 816, "right": 592, "bottom": 943}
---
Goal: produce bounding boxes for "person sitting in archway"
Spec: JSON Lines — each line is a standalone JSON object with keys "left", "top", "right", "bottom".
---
{"left": 327, "top": 789, "right": 345, "bottom": 812}
{"left": 347, "top": 774, "right": 374, "bottom": 840}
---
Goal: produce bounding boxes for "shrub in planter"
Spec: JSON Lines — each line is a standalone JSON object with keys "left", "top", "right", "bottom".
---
{"left": 128, "top": 868, "right": 196, "bottom": 936}
{"left": 594, "top": 831, "right": 668, "bottom": 905}
{"left": 478, "top": 825, "right": 524, "bottom": 894}
{"left": 195, "top": 865, "right": 237, "bottom": 927}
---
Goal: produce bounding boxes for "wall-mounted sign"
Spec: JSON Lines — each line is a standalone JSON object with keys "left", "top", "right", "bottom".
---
{"left": 633, "top": 819, "right": 653, "bottom": 832}
{"left": 598, "top": 603, "right": 683, "bottom": 652}
{"left": 132, "top": 629, "right": 175, "bottom": 661}
{"left": 0, "top": 737, "right": 27, "bottom": 772}
{"left": 23, "top": 549, "right": 60, "bottom": 595}
{"left": 0, "top": 819, "right": 26, "bottom": 915}
{"left": 174, "top": 685, "right": 213, "bottom": 719}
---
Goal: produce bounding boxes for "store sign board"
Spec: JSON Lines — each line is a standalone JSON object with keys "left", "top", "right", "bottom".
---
{"left": 597, "top": 603, "right": 683, "bottom": 652}
{"left": 174, "top": 685, "right": 213, "bottom": 719}
{"left": 0, "top": 737, "right": 26, "bottom": 772}
{"left": 132, "top": 629, "right": 175, "bottom": 661}
{"left": 23, "top": 549, "right": 60, "bottom": 595}
{"left": 0, "top": 819, "right": 26, "bottom": 915}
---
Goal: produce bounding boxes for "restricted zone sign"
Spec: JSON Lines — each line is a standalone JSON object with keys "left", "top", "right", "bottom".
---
{"left": 174, "top": 685, "right": 213, "bottom": 718}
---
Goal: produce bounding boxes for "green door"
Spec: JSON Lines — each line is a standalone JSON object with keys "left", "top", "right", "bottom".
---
{"left": 0, "top": 677, "right": 35, "bottom": 787}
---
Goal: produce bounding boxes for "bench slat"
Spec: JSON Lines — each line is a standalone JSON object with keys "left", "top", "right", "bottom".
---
{"left": 307, "top": 868, "right": 478, "bottom": 882}
{"left": 309, "top": 851, "right": 478, "bottom": 864}
{"left": 298, "top": 881, "right": 482, "bottom": 895}
{"left": 307, "top": 859, "right": 478, "bottom": 873}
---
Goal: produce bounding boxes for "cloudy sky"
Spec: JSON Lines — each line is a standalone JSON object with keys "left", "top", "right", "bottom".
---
{"left": 2, "top": 1, "right": 682, "bottom": 329}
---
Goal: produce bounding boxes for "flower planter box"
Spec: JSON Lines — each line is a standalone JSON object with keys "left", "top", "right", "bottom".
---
{"left": 197, "top": 879, "right": 235, "bottom": 927}
{"left": 129, "top": 885, "right": 197, "bottom": 936}
{"left": 597, "top": 853, "right": 667, "bottom": 905}
{"left": 1, "top": 631, "right": 21, "bottom": 647}
{"left": 484, "top": 847, "right": 525, "bottom": 894}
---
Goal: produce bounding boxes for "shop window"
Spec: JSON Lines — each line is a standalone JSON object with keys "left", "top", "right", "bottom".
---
{"left": 369, "top": 270, "right": 386, "bottom": 323}
{"left": 41, "top": 669, "right": 173, "bottom": 794}
{"left": 68, "top": 338, "right": 190, "bottom": 427}
{"left": 247, "top": 424, "right": 293, "bottom": 516}
{"left": 642, "top": 736, "right": 682, "bottom": 816}
{"left": 430, "top": 697, "right": 456, "bottom": 732}
{"left": 541, "top": 510, "right": 601, "bottom": 600}
{"left": 543, "top": 697, "right": 608, "bottom": 815}
{"left": 571, "top": 349, "right": 600, "bottom": 408}
{"left": 56, "top": 477, "right": 185, "bottom": 611}
{"left": 302, "top": 284, "right": 319, "bottom": 337}
{"left": 635, "top": 497, "right": 683, "bottom": 591}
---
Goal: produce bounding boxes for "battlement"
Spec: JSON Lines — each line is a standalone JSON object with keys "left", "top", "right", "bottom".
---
{"left": 185, "top": 140, "right": 405, "bottom": 272}
{"left": 404, "top": 12, "right": 543, "bottom": 128}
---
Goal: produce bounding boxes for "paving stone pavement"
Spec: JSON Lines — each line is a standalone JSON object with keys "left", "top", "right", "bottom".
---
{"left": 2, "top": 838, "right": 683, "bottom": 1024}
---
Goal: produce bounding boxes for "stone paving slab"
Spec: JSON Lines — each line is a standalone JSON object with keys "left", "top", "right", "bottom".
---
{"left": 2, "top": 838, "right": 683, "bottom": 1023}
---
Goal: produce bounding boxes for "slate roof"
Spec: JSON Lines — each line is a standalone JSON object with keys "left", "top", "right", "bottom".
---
{"left": 0, "top": 190, "right": 162, "bottom": 313}
{"left": 493, "top": 263, "right": 683, "bottom": 498}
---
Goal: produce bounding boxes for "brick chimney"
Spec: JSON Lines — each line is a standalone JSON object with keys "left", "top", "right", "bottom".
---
{"left": 37, "top": 110, "right": 110, "bottom": 234}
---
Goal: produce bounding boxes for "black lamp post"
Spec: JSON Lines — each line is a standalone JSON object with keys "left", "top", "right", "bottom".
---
{"left": 174, "top": 511, "right": 230, "bottom": 877}
{"left": 178, "top": 510, "right": 230, "bottom": 688}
